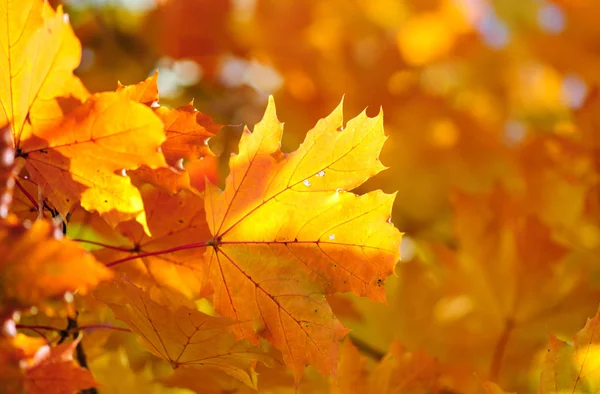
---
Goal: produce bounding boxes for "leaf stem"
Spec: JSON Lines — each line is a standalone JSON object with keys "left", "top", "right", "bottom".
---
{"left": 489, "top": 318, "right": 515, "bottom": 381}
{"left": 72, "top": 238, "right": 135, "bottom": 252}
{"left": 16, "top": 324, "right": 58, "bottom": 331}
{"left": 15, "top": 179, "right": 40, "bottom": 212}
{"left": 104, "top": 240, "right": 213, "bottom": 267}
{"left": 16, "top": 323, "right": 131, "bottom": 334}
{"left": 75, "top": 324, "right": 131, "bottom": 333}
{"left": 22, "top": 326, "right": 49, "bottom": 342}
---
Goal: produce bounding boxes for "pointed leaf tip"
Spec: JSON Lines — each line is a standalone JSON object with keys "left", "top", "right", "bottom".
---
{"left": 263, "top": 95, "right": 280, "bottom": 124}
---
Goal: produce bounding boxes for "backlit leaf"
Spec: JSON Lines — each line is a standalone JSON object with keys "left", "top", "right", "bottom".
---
{"left": 204, "top": 96, "right": 401, "bottom": 378}
{"left": 109, "top": 280, "right": 274, "bottom": 388}
{"left": 0, "top": 0, "right": 87, "bottom": 138}
{"left": 20, "top": 92, "right": 166, "bottom": 229}
{"left": 90, "top": 184, "right": 210, "bottom": 305}
{"left": 539, "top": 306, "right": 600, "bottom": 393}
{"left": 0, "top": 218, "right": 111, "bottom": 316}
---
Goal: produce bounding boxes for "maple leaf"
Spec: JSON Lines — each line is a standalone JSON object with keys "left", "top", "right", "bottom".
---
{"left": 538, "top": 305, "right": 600, "bottom": 393}
{"left": 108, "top": 280, "right": 274, "bottom": 389}
{"left": 204, "top": 97, "right": 401, "bottom": 378}
{"left": 0, "top": 217, "right": 111, "bottom": 317}
{"left": 159, "top": 367, "right": 255, "bottom": 394}
{"left": 333, "top": 339, "right": 474, "bottom": 394}
{"left": 19, "top": 92, "right": 166, "bottom": 229}
{"left": 119, "top": 73, "right": 221, "bottom": 193}
{"left": 1, "top": 0, "right": 167, "bottom": 229}
{"left": 24, "top": 338, "right": 98, "bottom": 394}
{"left": 369, "top": 341, "right": 443, "bottom": 393}
{"left": 0, "top": 0, "right": 88, "bottom": 136}
{"left": 0, "top": 334, "right": 97, "bottom": 394}
{"left": 87, "top": 184, "right": 210, "bottom": 305}
{"left": 332, "top": 339, "right": 368, "bottom": 394}
{"left": 116, "top": 71, "right": 160, "bottom": 106}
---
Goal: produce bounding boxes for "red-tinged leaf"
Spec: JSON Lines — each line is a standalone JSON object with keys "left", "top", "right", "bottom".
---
{"left": 0, "top": 334, "right": 46, "bottom": 393}
{"left": 120, "top": 74, "right": 221, "bottom": 193}
{"left": 186, "top": 156, "right": 219, "bottom": 192}
{"left": 128, "top": 166, "right": 193, "bottom": 195}
{"left": 0, "top": 218, "right": 112, "bottom": 316}
{"left": 24, "top": 339, "right": 98, "bottom": 394}
{"left": 109, "top": 280, "right": 274, "bottom": 389}
{"left": 204, "top": 97, "right": 401, "bottom": 379}
{"left": 154, "top": 103, "right": 221, "bottom": 166}
{"left": 119, "top": 74, "right": 220, "bottom": 165}
{"left": 89, "top": 184, "right": 210, "bottom": 305}
{"left": 0, "top": 334, "right": 97, "bottom": 394}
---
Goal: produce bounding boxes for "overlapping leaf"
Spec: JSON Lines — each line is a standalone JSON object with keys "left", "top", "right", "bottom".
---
{"left": 0, "top": 0, "right": 87, "bottom": 137}
{"left": 1, "top": 0, "right": 168, "bottom": 229}
{"left": 109, "top": 280, "right": 274, "bottom": 389}
{"left": 24, "top": 338, "right": 98, "bottom": 394}
{"left": 0, "top": 217, "right": 111, "bottom": 316}
{"left": 539, "top": 306, "right": 600, "bottom": 393}
{"left": 82, "top": 184, "right": 210, "bottom": 305}
{"left": 119, "top": 73, "right": 221, "bottom": 193}
{"left": 0, "top": 334, "right": 97, "bottom": 394}
{"left": 204, "top": 97, "right": 401, "bottom": 378}
{"left": 21, "top": 92, "right": 166, "bottom": 227}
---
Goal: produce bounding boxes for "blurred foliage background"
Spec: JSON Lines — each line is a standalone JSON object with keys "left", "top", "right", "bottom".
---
{"left": 54, "top": 0, "right": 600, "bottom": 391}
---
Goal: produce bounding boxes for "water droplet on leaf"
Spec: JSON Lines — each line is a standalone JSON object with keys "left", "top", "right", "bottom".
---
{"left": 64, "top": 292, "right": 74, "bottom": 303}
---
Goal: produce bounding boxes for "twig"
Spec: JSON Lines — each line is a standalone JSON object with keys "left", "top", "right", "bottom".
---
{"left": 16, "top": 323, "right": 131, "bottom": 335}
{"left": 36, "top": 184, "right": 43, "bottom": 220}
{"left": 349, "top": 335, "right": 385, "bottom": 361}
{"left": 489, "top": 318, "right": 515, "bottom": 381}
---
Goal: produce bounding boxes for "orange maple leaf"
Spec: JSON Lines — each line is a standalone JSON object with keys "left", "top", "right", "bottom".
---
{"left": 19, "top": 92, "right": 166, "bottom": 229}
{"left": 1, "top": 0, "right": 167, "bottom": 230}
{"left": 116, "top": 71, "right": 160, "bottom": 106}
{"left": 88, "top": 184, "right": 210, "bottom": 305}
{"left": 119, "top": 73, "right": 221, "bottom": 193}
{"left": 0, "top": 333, "right": 97, "bottom": 394}
{"left": 108, "top": 280, "right": 274, "bottom": 389}
{"left": 204, "top": 97, "right": 401, "bottom": 379}
{"left": 334, "top": 339, "right": 475, "bottom": 394}
{"left": 369, "top": 341, "right": 443, "bottom": 394}
{"left": 24, "top": 338, "right": 98, "bottom": 394}
{"left": 0, "top": 218, "right": 111, "bottom": 317}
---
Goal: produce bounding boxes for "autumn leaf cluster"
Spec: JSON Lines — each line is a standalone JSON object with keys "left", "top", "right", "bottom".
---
{"left": 1, "top": 0, "right": 403, "bottom": 392}
{"left": 2, "top": 0, "right": 600, "bottom": 393}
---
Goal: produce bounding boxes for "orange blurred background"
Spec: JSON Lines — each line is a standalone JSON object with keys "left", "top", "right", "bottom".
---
{"left": 56, "top": 0, "right": 600, "bottom": 391}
